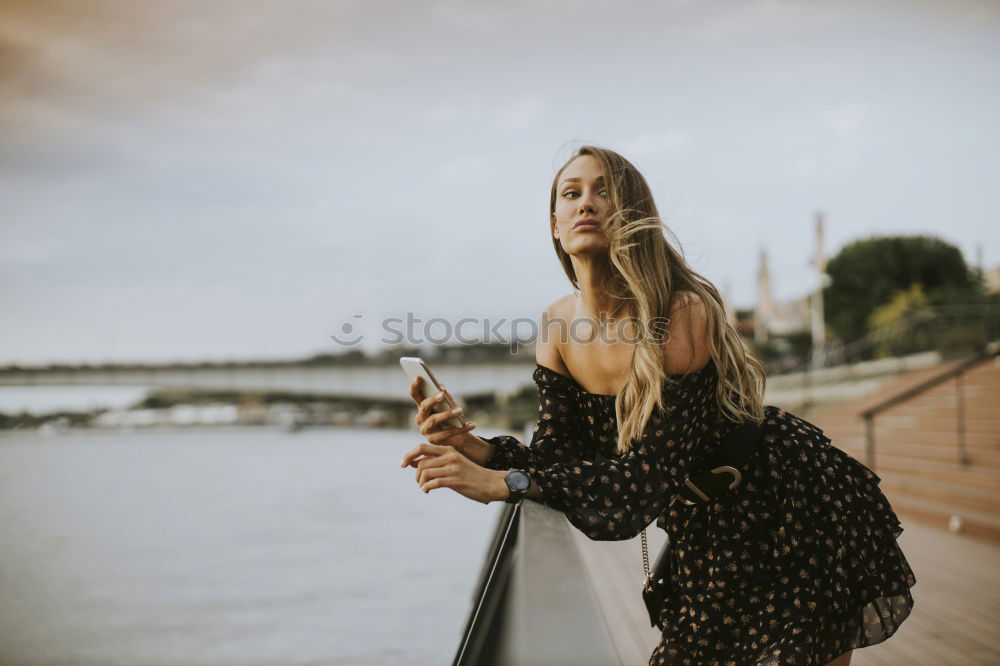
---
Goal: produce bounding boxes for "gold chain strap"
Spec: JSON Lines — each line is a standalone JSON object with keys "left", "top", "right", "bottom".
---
{"left": 640, "top": 528, "right": 650, "bottom": 580}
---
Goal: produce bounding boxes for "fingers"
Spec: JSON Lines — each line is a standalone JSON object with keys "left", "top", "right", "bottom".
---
{"left": 409, "top": 377, "right": 445, "bottom": 414}
{"left": 420, "top": 476, "right": 450, "bottom": 493}
{"left": 415, "top": 460, "right": 455, "bottom": 487}
{"left": 420, "top": 406, "right": 466, "bottom": 436}
{"left": 400, "top": 442, "right": 452, "bottom": 468}
{"left": 413, "top": 388, "right": 448, "bottom": 427}
{"left": 424, "top": 421, "right": 477, "bottom": 445}
{"left": 408, "top": 376, "right": 424, "bottom": 405}
{"left": 418, "top": 391, "right": 445, "bottom": 416}
{"left": 439, "top": 382, "right": 470, "bottom": 428}
{"left": 439, "top": 382, "right": 456, "bottom": 405}
{"left": 402, "top": 454, "right": 425, "bottom": 469}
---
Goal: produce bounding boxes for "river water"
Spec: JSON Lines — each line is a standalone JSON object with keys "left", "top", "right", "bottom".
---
{"left": 0, "top": 426, "right": 504, "bottom": 665}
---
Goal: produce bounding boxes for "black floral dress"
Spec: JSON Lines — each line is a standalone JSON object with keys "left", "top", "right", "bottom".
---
{"left": 484, "top": 359, "right": 916, "bottom": 665}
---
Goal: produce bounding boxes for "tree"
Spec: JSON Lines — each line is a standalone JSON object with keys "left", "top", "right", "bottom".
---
{"left": 823, "top": 235, "right": 980, "bottom": 343}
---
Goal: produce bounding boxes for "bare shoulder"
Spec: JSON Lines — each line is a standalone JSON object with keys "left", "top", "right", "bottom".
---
{"left": 535, "top": 294, "right": 574, "bottom": 375}
{"left": 663, "top": 289, "right": 712, "bottom": 375}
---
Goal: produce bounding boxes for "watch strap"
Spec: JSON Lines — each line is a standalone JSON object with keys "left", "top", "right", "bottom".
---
{"left": 504, "top": 469, "right": 529, "bottom": 504}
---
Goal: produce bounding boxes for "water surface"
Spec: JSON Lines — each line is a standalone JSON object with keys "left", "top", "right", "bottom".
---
{"left": 0, "top": 426, "right": 502, "bottom": 665}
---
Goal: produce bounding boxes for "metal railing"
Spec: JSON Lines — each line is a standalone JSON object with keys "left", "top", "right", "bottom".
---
{"left": 859, "top": 341, "right": 999, "bottom": 470}
{"left": 777, "top": 302, "right": 999, "bottom": 375}
{"left": 453, "top": 501, "right": 621, "bottom": 666}
{"left": 759, "top": 303, "right": 998, "bottom": 411}
{"left": 453, "top": 502, "right": 521, "bottom": 666}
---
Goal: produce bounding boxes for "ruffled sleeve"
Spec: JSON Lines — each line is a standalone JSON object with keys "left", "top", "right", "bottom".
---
{"left": 530, "top": 414, "right": 706, "bottom": 541}
{"left": 488, "top": 362, "right": 719, "bottom": 542}
{"left": 482, "top": 364, "right": 588, "bottom": 472}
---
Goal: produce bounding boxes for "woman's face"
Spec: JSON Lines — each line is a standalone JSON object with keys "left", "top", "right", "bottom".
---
{"left": 552, "top": 154, "right": 611, "bottom": 256}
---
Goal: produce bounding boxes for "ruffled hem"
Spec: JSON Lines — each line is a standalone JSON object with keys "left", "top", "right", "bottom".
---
{"left": 652, "top": 585, "right": 915, "bottom": 666}
{"left": 653, "top": 407, "right": 917, "bottom": 664}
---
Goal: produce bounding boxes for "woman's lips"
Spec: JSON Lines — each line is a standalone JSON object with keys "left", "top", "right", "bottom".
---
{"left": 573, "top": 223, "right": 600, "bottom": 231}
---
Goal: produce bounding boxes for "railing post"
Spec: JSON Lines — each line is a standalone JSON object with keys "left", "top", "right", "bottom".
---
{"left": 956, "top": 372, "right": 968, "bottom": 466}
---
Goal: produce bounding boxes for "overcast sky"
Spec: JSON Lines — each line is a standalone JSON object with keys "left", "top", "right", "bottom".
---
{"left": 2, "top": 0, "right": 998, "bottom": 365}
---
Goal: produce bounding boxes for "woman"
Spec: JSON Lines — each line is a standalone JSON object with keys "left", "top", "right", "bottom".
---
{"left": 400, "top": 146, "right": 916, "bottom": 665}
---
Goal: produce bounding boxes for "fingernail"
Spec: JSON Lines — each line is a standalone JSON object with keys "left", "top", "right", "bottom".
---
{"left": 436, "top": 392, "right": 444, "bottom": 400}
{"left": 468, "top": 421, "right": 476, "bottom": 428}
{"left": 451, "top": 407, "right": 462, "bottom": 415}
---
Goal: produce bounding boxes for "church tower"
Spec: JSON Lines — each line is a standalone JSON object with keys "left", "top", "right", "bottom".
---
{"left": 810, "top": 211, "right": 830, "bottom": 367}
{"left": 755, "top": 248, "right": 775, "bottom": 344}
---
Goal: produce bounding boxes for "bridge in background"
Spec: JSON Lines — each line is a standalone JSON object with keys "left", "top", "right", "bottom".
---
{"left": 0, "top": 349, "right": 947, "bottom": 408}
{"left": 0, "top": 359, "right": 539, "bottom": 404}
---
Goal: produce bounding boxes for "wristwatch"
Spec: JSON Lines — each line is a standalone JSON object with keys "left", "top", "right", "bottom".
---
{"left": 504, "top": 469, "right": 531, "bottom": 505}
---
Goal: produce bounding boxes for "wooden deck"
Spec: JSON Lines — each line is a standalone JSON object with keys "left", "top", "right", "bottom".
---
{"left": 570, "top": 520, "right": 1000, "bottom": 665}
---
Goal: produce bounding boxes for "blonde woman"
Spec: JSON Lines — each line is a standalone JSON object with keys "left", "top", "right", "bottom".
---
{"left": 400, "top": 146, "right": 915, "bottom": 665}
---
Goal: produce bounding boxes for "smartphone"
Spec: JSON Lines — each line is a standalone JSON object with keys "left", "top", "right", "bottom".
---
{"left": 399, "top": 356, "right": 466, "bottom": 429}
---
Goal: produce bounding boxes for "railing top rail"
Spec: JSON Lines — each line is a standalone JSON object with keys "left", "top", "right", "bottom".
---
{"left": 860, "top": 341, "right": 999, "bottom": 419}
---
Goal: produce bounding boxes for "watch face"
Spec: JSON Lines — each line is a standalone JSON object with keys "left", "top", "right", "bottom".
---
{"left": 508, "top": 470, "right": 530, "bottom": 492}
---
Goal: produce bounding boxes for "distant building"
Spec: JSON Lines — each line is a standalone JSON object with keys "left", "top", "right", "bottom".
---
{"left": 985, "top": 265, "right": 1000, "bottom": 294}
{"left": 754, "top": 248, "right": 811, "bottom": 342}
{"left": 754, "top": 212, "right": 829, "bottom": 364}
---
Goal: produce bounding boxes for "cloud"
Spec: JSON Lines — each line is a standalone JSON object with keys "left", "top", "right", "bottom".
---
{"left": 689, "top": 0, "right": 839, "bottom": 42}
{"left": 819, "top": 103, "right": 869, "bottom": 140}
{"left": 431, "top": 157, "right": 489, "bottom": 184}
{"left": 425, "top": 94, "right": 546, "bottom": 131}
{"left": 619, "top": 129, "right": 693, "bottom": 158}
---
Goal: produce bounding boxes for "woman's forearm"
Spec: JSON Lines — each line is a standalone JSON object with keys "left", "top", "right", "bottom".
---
{"left": 468, "top": 436, "right": 495, "bottom": 467}
{"left": 488, "top": 469, "right": 544, "bottom": 503}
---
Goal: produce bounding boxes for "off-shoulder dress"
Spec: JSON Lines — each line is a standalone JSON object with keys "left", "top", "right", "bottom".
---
{"left": 483, "top": 360, "right": 916, "bottom": 666}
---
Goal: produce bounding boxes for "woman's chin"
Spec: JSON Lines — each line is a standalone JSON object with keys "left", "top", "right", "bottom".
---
{"left": 565, "top": 238, "right": 609, "bottom": 257}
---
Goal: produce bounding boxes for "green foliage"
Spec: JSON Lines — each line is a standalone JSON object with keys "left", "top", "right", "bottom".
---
{"left": 749, "top": 340, "right": 781, "bottom": 364}
{"left": 823, "top": 235, "right": 980, "bottom": 342}
{"left": 0, "top": 409, "right": 98, "bottom": 429}
{"left": 784, "top": 330, "right": 813, "bottom": 362}
{"left": 867, "top": 283, "right": 932, "bottom": 330}
{"left": 865, "top": 284, "right": 934, "bottom": 357}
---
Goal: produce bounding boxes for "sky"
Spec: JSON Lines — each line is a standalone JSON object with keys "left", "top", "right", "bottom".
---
{"left": 2, "top": 0, "right": 999, "bottom": 365}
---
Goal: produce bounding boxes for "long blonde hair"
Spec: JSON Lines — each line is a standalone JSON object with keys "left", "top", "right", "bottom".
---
{"left": 549, "top": 145, "right": 766, "bottom": 455}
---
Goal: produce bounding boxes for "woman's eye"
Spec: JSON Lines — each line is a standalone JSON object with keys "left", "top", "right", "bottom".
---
{"left": 563, "top": 189, "right": 608, "bottom": 198}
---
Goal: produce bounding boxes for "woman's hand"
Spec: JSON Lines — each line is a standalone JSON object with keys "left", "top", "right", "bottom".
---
{"left": 400, "top": 442, "right": 508, "bottom": 505}
{"left": 409, "top": 378, "right": 493, "bottom": 466}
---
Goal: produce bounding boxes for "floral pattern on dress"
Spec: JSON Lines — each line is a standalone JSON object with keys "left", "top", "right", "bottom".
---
{"left": 485, "top": 360, "right": 916, "bottom": 665}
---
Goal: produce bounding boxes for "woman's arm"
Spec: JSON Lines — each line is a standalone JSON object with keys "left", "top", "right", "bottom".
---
{"left": 407, "top": 401, "right": 707, "bottom": 538}
{"left": 407, "top": 376, "right": 496, "bottom": 466}
{"left": 481, "top": 300, "right": 586, "bottom": 472}
{"left": 404, "top": 293, "right": 715, "bottom": 538}
{"left": 529, "top": 291, "right": 714, "bottom": 540}
{"left": 494, "top": 291, "right": 714, "bottom": 539}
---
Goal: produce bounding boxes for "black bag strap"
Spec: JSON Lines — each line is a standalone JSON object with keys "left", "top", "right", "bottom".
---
{"left": 642, "top": 419, "right": 764, "bottom": 585}
{"left": 675, "top": 420, "right": 763, "bottom": 505}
